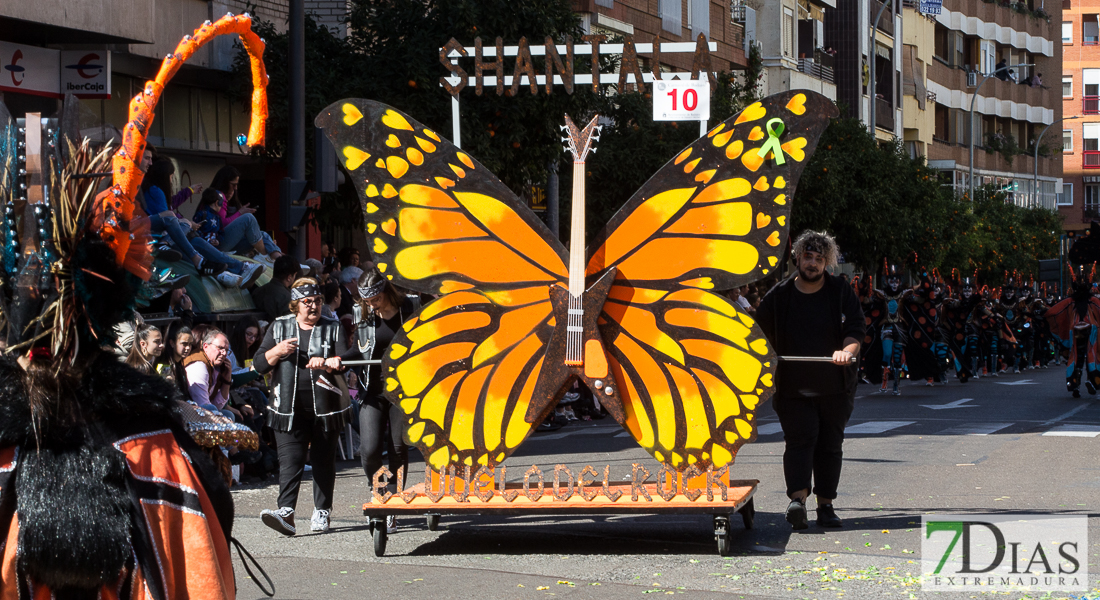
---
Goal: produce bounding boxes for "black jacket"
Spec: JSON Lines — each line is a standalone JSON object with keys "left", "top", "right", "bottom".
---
{"left": 253, "top": 314, "right": 351, "bottom": 432}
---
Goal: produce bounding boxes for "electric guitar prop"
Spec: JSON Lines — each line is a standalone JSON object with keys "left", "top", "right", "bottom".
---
{"left": 316, "top": 90, "right": 837, "bottom": 474}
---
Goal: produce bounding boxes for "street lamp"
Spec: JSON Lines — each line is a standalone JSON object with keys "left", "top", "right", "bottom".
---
{"left": 968, "top": 63, "right": 1034, "bottom": 201}
{"left": 1033, "top": 116, "right": 1079, "bottom": 209}
{"left": 867, "top": 0, "right": 891, "bottom": 135}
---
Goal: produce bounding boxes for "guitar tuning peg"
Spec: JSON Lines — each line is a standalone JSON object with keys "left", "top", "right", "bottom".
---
{"left": 560, "top": 125, "right": 568, "bottom": 131}
{"left": 563, "top": 145, "right": 570, "bottom": 152}
{"left": 561, "top": 137, "right": 569, "bottom": 143}
{"left": 596, "top": 125, "right": 603, "bottom": 132}
{"left": 590, "top": 148, "right": 597, "bottom": 154}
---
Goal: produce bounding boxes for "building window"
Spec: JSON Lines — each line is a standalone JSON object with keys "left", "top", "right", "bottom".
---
{"left": 689, "top": 0, "right": 709, "bottom": 40}
{"left": 1065, "top": 129, "right": 1074, "bottom": 152}
{"left": 1086, "top": 15, "right": 1100, "bottom": 45}
{"left": 979, "top": 40, "right": 995, "bottom": 75}
{"left": 1065, "top": 75, "right": 1074, "bottom": 98}
{"left": 1087, "top": 185, "right": 1100, "bottom": 211}
{"left": 660, "top": 0, "right": 682, "bottom": 34}
{"left": 1084, "top": 123, "right": 1100, "bottom": 168}
{"left": 1064, "top": 21, "right": 1074, "bottom": 44}
{"left": 1061, "top": 183, "right": 1073, "bottom": 206}
{"left": 595, "top": 0, "right": 614, "bottom": 6}
{"left": 1086, "top": 70, "right": 1100, "bottom": 114}
{"left": 934, "top": 25, "right": 949, "bottom": 63}
{"left": 783, "top": 7, "right": 795, "bottom": 58}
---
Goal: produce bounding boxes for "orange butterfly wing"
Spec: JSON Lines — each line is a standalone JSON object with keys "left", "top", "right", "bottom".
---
{"left": 316, "top": 100, "right": 568, "bottom": 470}
{"left": 588, "top": 91, "right": 837, "bottom": 471}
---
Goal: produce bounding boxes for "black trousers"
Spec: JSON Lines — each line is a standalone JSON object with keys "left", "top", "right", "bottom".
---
{"left": 359, "top": 395, "right": 408, "bottom": 496}
{"left": 274, "top": 411, "right": 341, "bottom": 512}
{"left": 773, "top": 392, "right": 854, "bottom": 500}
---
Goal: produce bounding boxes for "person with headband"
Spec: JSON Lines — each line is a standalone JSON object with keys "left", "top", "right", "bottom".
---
{"left": 756, "top": 230, "right": 865, "bottom": 530}
{"left": 253, "top": 277, "right": 351, "bottom": 535}
{"left": 345, "top": 266, "right": 418, "bottom": 530}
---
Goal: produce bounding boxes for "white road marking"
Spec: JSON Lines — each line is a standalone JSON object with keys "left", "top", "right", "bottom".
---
{"left": 920, "top": 398, "right": 976, "bottom": 410}
{"left": 1042, "top": 424, "right": 1100, "bottom": 438}
{"left": 755, "top": 423, "right": 784, "bottom": 436}
{"left": 845, "top": 421, "right": 915, "bottom": 435}
{"left": 533, "top": 428, "right": 617, "bottom": 441}
{"left": 1040, "top": 403, "right": 1094, "bottom": 428}
{"left": 994, "top": 379, "right": 1037, "bottom": 386}
{"left": 937, "top": 422, "right": 1013, "bottom": 436}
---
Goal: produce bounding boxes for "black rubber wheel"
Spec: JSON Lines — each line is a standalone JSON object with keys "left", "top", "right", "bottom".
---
{"left": 714, "top": 515, "right": 731, "bottom": 557}
{"left": 372, "top": 518, "right": 388, "bottom": 557}
{"left": 739, "top": 497, "right": 756, "bottom": 529}
{"left": 426, "top": 514, "right": 440, "bottom": 531}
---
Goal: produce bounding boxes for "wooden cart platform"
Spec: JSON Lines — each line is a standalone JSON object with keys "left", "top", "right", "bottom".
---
{"left": 362, "top": 479, "right": 758, "bottom": 557}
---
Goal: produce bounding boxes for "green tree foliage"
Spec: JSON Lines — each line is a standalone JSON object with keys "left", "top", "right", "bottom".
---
{"left": 792, "top": 116, "right": 1062, "bottom": 283}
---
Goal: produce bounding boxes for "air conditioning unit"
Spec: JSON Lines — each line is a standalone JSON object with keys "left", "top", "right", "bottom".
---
{"left": 967, "top": 71, "right": 978, "bottom": 87}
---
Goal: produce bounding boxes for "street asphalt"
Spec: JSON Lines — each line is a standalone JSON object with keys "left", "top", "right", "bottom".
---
{"left": 229, "top": 365, "right": 1100, "bottom": 600}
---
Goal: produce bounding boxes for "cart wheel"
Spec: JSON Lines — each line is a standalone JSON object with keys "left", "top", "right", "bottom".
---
{"left": 371, "top": 518, "right": 388, "bottom": 557}
{"left": 713, "top": 515, "right": 731, "bottom": 557}
{"left": 426, "top": 514, "right": 440, "bottom": 531}
{"left": 738, "top": 497, "right": 756, "bottom": 530}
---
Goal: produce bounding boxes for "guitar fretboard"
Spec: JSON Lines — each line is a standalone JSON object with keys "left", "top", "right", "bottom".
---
{"left": 566, "top": 160, "right": 586, "bottom": 366}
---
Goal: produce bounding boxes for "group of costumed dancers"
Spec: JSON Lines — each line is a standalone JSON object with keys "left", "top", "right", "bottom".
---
{"left": 859, "top": 247, "right": 1100, "bottom": 399}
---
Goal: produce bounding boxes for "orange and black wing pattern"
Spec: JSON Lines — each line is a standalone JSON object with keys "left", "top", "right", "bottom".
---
{"left": 316, "top": 100, "right": 569, "bottom": 470}
{"left": 588, "top": 91, "right": 837, "bottom": 471}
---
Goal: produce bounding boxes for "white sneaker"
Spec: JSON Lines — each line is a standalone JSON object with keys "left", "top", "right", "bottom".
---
{"left": 254, "top": 253, "right": 277, "bottom": 268}
{"left": 215, "top": 271, "right": 242, "bottom": 287}
{"left": 239, "top": 262, "right": 265, "bottom": 288}
{"left": 311, "top": 508, "right": 331, "bottom": 533}
{"left": 260, "top": 507, "right": 295, "bottom": 536}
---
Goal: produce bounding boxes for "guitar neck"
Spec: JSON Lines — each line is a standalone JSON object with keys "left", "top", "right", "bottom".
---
{"left": 568, "top": 160, "right": 586, "bottom": 298}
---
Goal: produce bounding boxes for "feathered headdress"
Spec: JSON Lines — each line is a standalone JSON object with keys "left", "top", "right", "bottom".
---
{"left": 0, "top": 14, "right": 268, "bottom": 364}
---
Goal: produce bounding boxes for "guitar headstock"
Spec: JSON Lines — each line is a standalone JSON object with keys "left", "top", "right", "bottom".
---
{"left": 561, "top": 114, "right": 601, "bottom": 163}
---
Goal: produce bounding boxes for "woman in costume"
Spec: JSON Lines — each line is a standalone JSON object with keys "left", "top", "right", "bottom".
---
{"left": 347, "top": 267, "right": 419, "bottom": 510}
{"left": 0, "top": 120, "right": 239, "bottom": 600}
{"left": 254, "top": 278, "right": 351, "bottom": 536}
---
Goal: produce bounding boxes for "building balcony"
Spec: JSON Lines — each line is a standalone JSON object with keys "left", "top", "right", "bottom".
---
{"left": 876, "top": 98, "right": 895, "bottom": 131}
{"left": 1084, "top": 206, "right": 1100, "bottom": 221}
{"left": 1086, "top": 97, "right": 1100, "bottom": 115}
{"left": 1083, "top": 151, "right": 1100, "bottom": 169}
{"left": 1085, "top": 37, "right": 1100, "bottom": 46}
{"left": 797, "top": 58, "right": 834, "bottom": 84}
{"left": 871, "top": 0, "right": 894, "bottom": 37}
{"left": 941, "top": 0, "right": 1055, "bottom": 42}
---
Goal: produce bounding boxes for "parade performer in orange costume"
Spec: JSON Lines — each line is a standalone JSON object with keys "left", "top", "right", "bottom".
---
{"left": 0, "top": 13, "right": 268, "bottom": 599}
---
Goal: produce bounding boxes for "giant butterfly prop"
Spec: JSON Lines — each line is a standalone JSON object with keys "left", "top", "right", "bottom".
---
{"left": 317, "top": 90, "right": 836, "bottom": 474}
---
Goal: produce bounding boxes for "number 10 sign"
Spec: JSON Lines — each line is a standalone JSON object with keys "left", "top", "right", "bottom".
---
{"left": 652, "top": 80, "right": 710, "bottom": 122}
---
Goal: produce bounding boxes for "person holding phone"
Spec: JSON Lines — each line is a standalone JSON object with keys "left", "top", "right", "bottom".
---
{"left": 253, "top": 278, "right": 351, "bottom": 535}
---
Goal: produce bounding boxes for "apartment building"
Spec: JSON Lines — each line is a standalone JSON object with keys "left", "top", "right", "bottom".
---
{"left": 1061, "top": 0, "right": 1100, "bottom": 234}
{"left": 573, "top": 0, "right": 749, "bottom": 73}
{"left": 824, "top": 0, "right": 903, "bottom": 140}
{"left": 751, "top": 0, "right": 838, "bottom": 103}
{"left": 922, "top": 0, "right": 1061, "bottom": 209}
{"left": 901, "top": 2, "right": 937, "bottom": 159}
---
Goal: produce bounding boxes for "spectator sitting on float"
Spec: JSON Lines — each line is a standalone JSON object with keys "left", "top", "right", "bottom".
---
{"left": 209, "top": 166, "right": 283, "bottom": 264}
